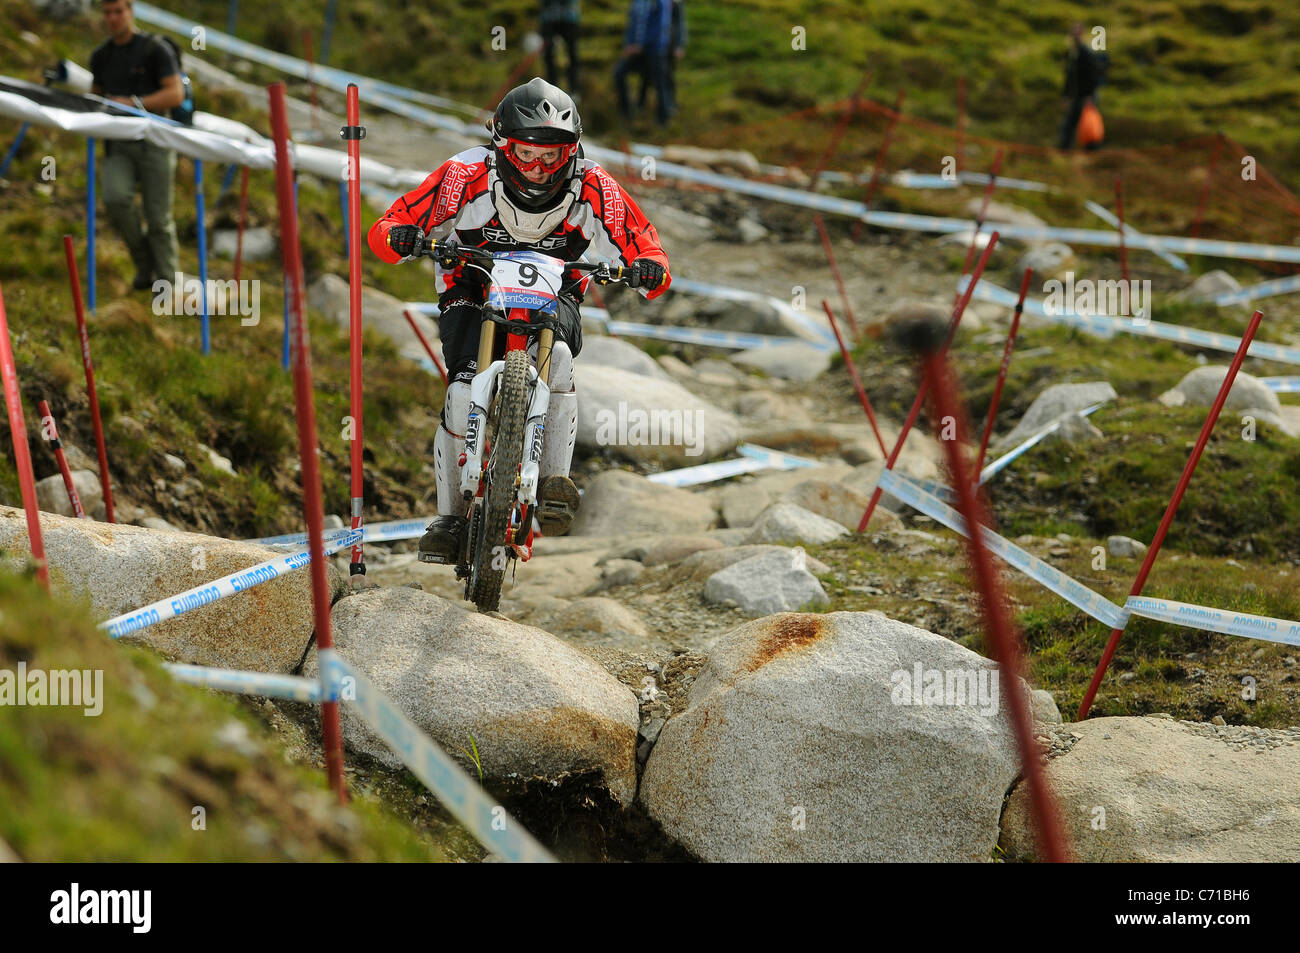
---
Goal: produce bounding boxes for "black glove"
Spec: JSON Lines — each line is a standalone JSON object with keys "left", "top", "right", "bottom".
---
{"left": 387, "top": 224, "right": 423, "bottom": 259}
{"left": 627, "top": 257, "right": 667, "bottom": 291}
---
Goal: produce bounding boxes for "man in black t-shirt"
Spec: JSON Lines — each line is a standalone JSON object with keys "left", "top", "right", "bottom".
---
{"left": 89, "top": 0, "right": 184, "bottom": 290}
{"left": 1057, "top": 22, "right": 1101, "bottom": 150}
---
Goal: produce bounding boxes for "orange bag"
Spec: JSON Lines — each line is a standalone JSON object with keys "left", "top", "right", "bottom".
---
{"left": 1076, "top": 101, "right": 1104, "bottom": 148}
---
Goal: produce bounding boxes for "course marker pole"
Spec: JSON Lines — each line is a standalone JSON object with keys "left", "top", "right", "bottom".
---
{"left": 807, "top": 68, "right": 871, "bottom": 192}
{"left": 0, "top": 122, "right": 29, "bottom": 177}
{"left": 86, "top": 138, "right": 96, "bottom": 313}
{"left": 403, "top": 308, "right": 447, "bottom": 383}
{"left": 63, "top": 235, "right": 115, "bottom": 522}
{"left": 823, "top": 300, "right": 885, "bottom": 457}
{"left": 233, "top": 165, "right": 249, "bottom": 282}
{"left": 952, "top": 148, "right": 1003, "bottom": 311}
{"left": 1077, "top": 309, "right": 1264, "bottom": 720}
{"left": 955, "top": 76, "right": 966, "bottom": 173}
{"left": 853, "top": 88, "right": 906, "bottom": 239}
{"left": 269, "top": 81, "right": 347, "bottom": 803}
{"left": 344, "top": 85, "right": 367, "bottom": 583}
{"left": 37, "top": 400, "right": 85, "bottom": 518}
{"left": 1114, "top": 177, "right": 1129, "bottom": 300}
{"left": 814, "top": 214, "right": 859, "bottom": 338}
{"left": 857, "top": 231, "right": 999, "bottom": 532}
{"left": 974, "top": 266, "right": 1031, "bottom": 478}
{"left": 195, "top": 158, "right": 211, "bottom": 354}
{"left": 0, "top": 284, "right": 49, "bottom": 590}
{"left": 1190, "top": 135, "right": 1223, "bottom": 239}
{"left": 919, "top": 333, "right": 1068, "bottom": 863}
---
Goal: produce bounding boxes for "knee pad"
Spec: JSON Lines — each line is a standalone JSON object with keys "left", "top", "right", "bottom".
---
{"left": 439, "top": 380, "right": 472, "bottom": 436}
{"left": 538, "top": 340, "right": 573, "bottom": 393}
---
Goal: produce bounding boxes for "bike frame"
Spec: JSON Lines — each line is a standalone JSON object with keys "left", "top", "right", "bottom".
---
{"left": 461, "top": 308, "right": 556, "bottom": 563}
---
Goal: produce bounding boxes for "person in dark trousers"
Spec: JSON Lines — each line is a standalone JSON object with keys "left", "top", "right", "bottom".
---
{"left": 539, "top": 0, "right": 581, "bottom": 98}
{"left": 1057, "top": 22, "right": 1101, "bottom": 150}
{"left": 613, "top": 0, "right": 674, "bottom": 126}
{"left": 89, "top": 0, "right": 184, "bottom": 290}
{"left": 639, "top": 0, "right": 685, "bottom": 119}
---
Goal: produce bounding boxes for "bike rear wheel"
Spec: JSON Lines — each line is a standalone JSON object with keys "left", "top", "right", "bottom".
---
{"left": 469, "top": 348, "right": 530, "bottom": 612}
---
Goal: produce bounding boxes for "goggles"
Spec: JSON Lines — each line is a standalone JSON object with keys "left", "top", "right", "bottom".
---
{"left": 505, "top": 138, "right": 576, "bottom": 175}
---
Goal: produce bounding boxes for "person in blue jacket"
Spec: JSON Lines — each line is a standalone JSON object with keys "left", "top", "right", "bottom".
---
{"left": 613, "top": 0, "right": 674, "bottom": 125}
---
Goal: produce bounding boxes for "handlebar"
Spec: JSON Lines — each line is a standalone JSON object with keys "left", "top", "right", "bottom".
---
{"left": 413, "top": 236, "right": 637, "bottom": 287}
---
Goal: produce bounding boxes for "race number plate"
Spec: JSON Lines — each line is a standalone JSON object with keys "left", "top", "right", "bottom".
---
{"left": 487, "top": 251, "right": 565, "bottom": 314}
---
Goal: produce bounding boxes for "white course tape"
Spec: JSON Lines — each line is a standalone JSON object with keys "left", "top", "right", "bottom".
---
{"left": 103, "top": 530, "right": 361, "bottom": 638}
{"left": 1082, "top": 200, "right": 1189, "bottom": 272}
{"left": 1125, "top": 596, "right": 1300, "bottom": 647}
{"left": 963, "top": 277, "right": 1300, "bottom": 366}
{"left": 1213, "top": 273, "right": 1300, "bottom": 307}
{"left": 647, "top": 442, "right": 820, "bottom": 487}
{"left": 1260, "top": 376, "right": 1300, "bottom": 393}
{"left": 980, "top": 404, "right": 1106, "bottom": 483}
{"left": 250, "top": 518, "right": 429, "bottom": 548}
{"left": 878, "top": 470, "right": 1131, "bottom": 629}
{"left": 164, "top": 663, "right": 328, "bottom": 703}
{"left": 130, "top": 4, "right": 1300, "bottom": 267}
{"left": 319, "top": 650, "right": 555, "bottom": 863}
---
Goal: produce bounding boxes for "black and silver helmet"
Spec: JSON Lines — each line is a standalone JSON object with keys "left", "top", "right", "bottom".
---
{"left": 487, "top": 77, "right": 583, "bottom": 211}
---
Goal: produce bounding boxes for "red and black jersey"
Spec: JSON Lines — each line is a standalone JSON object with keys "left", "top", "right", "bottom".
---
{"left": 367, "top": 146, "right": 671, "bottom": 299}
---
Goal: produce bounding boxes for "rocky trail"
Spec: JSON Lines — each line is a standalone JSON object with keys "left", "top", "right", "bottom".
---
{"left": 9, "top": 48, "right": 1299, "bottom": 864}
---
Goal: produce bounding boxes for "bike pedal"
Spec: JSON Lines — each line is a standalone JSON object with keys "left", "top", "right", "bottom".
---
{"left": 417, "top": 552, "right": 453, "bottom": 565}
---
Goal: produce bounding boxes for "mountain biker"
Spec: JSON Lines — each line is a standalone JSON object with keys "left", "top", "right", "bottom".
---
{"left": 367, "top": 77, "right": 672, "bottom": 563}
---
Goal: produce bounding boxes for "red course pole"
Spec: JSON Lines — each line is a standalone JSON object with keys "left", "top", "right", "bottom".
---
{"left": 856, "top": 231, "right": 999, "bottom": 532}
{"left": 0, "top": 284, "right": 49, "bottom": 591}
{"left": 956, "top": 75, "right": 967, "bottom": 174}
{"left": 823, "top": 299, "right": 886, "bottom": 458}
{"left": 268, "top": 82, "right": 348, "bottom": 804}
{"left": 37, "top": 400, "right": 85, "bottom": 518}
{"left": 403, "top": 309, "right": 448, "bottom": 384}
{"left": 344, "top": 84, "right": 367, "bottom": 585}
{"left": 953, "top": 149, "right": 1004, "bottom": 311}
{"left": 62, "top": 235, "right": 114, "bottom": 523}
{"left": 920, "top": 339, "right": 1069, "bottom": 863}
{"left": 1190, "top": 135, "right": 1223, "bottom": 240}
{"left": 1077, "top": 309, "right": 1265, "bottom": 720}
{"left": 807, "top": 67, "right": 872, "bottom": 192}
{"left": 233, "top": 166, "right": 250, "bottom": 284}
{"left": 973, "top": 266, "right": 1032, "bottom": 479}
{"left": 1114, "top": 177, "right": 1129, "bottom": 308}
{"left": 814, "top": 214, "right": 859, "bottom": 339}
{"left": 853, "top": 88, "right": 907, "bottom": 240}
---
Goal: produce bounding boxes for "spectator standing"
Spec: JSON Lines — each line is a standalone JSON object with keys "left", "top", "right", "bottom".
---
{"left": 539, "top": 0, "right": 581, "bottom": 98}
{"left": 89, "top": 0, "right": 184, "bottom": 290}
{"left": 614, "top": 0, "right": 674, "bottom": 126}
{"left": 1057, "top": 22, "right": 1102, "bottom": 150}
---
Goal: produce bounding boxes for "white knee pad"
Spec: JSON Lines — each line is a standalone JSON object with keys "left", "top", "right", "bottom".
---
{"left": 441, "top": 380, "right": 471, "bottom": 436}
{"left": 535, "top": 340, "right": 573, "bottom": 392}
{"left": 435, "top": 381, "right": 471, "bottom": 516}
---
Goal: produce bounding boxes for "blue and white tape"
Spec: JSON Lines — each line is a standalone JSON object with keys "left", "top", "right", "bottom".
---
{"left": 877, "top": 470, "right": 1130, "bottom": 629}
{"left": 1260, "top": 376, "right": 1300, "bottom": 394}
{"left": 1125, "top": 596, "right": 1300, "bottom": 647}
{"left": 980, "top": 403, "right": 1106, "bottom": 483}
{"left": 249, "top": 519, "right": 428, "bottom": 548}
{"left": 1081, "top": 200, "right": 1188, "bottom": 272}
{"left": 1212, "top": 273, "right": 1300, "bottom": 308}
{"left": 648, "top": 443, "right": 820, "bottom": 487}
{"left": 963, "top": 277, "right": 1300, "bottom": 367}
{"left": 319, "top": 650, "right": 555, "bottom": 863}
{"left": 164, "top": 663, "right": 328, "bottom": 703}
{"left": 102, "top": 530, "right": 361, "bottom": 638}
